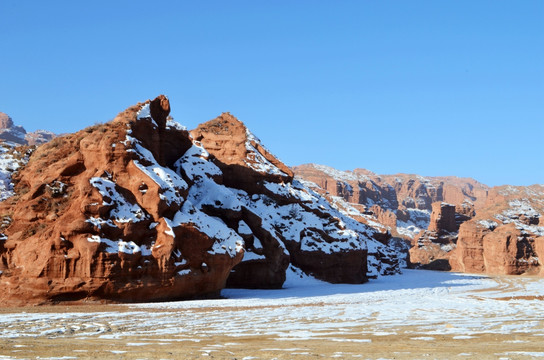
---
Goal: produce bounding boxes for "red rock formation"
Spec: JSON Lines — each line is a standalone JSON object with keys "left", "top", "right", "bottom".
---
{"left": 0, "top": 112, "right": 56, "bottom": 146}
{"left": 294, "top": 165, "right": 489, "bottom": 213}
{"left": 0, "top": 96, "right": 244, "bottom": 305}
{"left": 409, "top": 202, "right": 458, "bottom": 270}
{"left": 428, "top": 202, "right": 457, "bottom": 233}
{"left": 24, "top": 130, "right": 56, "bottom": 146}
{"left": 192, "top": 114, "right": 399, "bottom": 283}
{"left": 450, "top": 186, "right": 544, "bottom": 275}
{"left": 370, "top": 205, "right": 397, "bottom": 230}
{"left": 449, "top": 221, "right": 490, "bottom": 273}
{"left": 191, "top": 112, "right": 293, "bottom": 194}
{"left": 0, "top": 113, "right": 14, "bottom": 129}
{"left": 293, "top": 164, "right": 488, "bottom": 267}
{"left": 293, "top": 165, "right": 544, "bottom": 276}
{"left": 0, "top": 112, "right": 27, "bottom": 144}
{"left": 0, "top": 97, "right": 403, "bottom": 305}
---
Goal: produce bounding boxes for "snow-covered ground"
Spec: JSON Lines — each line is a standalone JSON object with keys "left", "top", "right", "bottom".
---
{"left": 1, "top": 269, "right": 544, "bottom": 358}
{"left": 1, "top": 269, "right": 543, "bottom": 339}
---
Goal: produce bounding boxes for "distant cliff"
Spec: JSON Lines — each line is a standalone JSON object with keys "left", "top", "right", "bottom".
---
{"left": 294, "top": 164, "right": 544, "bottom": 276}
{"left": 0, "top": 112, "right": 55, "bottom": 145}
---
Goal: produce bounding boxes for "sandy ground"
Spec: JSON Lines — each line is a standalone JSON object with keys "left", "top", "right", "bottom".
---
{"left": 1, "top": 270, "right": 543, "bottom": 359}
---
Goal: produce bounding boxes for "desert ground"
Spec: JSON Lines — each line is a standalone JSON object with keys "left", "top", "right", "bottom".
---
{"left": 1, "top": 269, "right": 543, "bottom": 360}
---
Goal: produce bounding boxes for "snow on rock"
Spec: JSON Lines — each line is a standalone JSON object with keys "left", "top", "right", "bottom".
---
{"left": 90, "top": 177, "right": 148, "bottom": 223}
{"left": 177, "top": 143, "right": 222, "bottom": 181}
{"left": 496, "top": 200, "right": 541, "bottom": 224}
{"left": 87, "top": 235, "right": 150, "bottom": 255}
{"left": 166, "top": 118, "right": 187, "bottom": 131}
{"left": 234, "top": 179, "right": 400, "bottom": 280}
{"left": 237, "top": 220, "right": 252, "bottom": 235}
{"left": 170, "top": 202, "right": 244, "bottom": 258}
{"left": 241, "top": 251, "right": 266, "bottom": 262}
{"left": 128, "top": 136, "right": 187, "bottom": 206}
{"left": 136, "top": 103, "right": 157, "bottom": 127}
{"left": 452, "top": 191, "right": 544, "bottom": 276}
{"left": 396, "top": 209, "right": 431, "bottom": 239}
{"left": 311, "top": 164, "right": 371, "bottom": 183}
{"left": 0, "top": 143, "right": 31, "bottom": 201}
{"left": 244, "top": 129, "right": 286, "bottom": 176}
{"left": 0, "top": 97, "right": 406, "bottom": 306}
{"left": 0, "top": 113, "right": 27, "bottom": 145}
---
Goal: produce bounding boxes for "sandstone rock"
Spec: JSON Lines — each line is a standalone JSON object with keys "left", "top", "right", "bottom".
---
{"left": 0, "top": 96, "right": 243, "bottom": 305}
{"left": 450, "top": 187, "right": 544, "bottom": 275}
{"left": 25, "top": 130, "right": 56, "bottom": 146}
{"left": 0, "top": 97, "right": 403, "bottom": 305}
{"left": 191, "top": 112, "right": 294, "bottom": 194}
{"left": 293, "top": 164, "right": 488, "bottom": 241}
{"left": 293, "top": 164, "right": 544, "bottom": 276}
{"left": 428, "top": 202, "right": 457, "bottom": 233}
{"left": 192, "top": 114, "right": 401, "bottom": 283}
{"left": 0, "top": 112, "right": 56, "bottom": 146}
{"left": 0, "top": 113, "right": 14, "bottom": 129}
{"left": 0, "top": 112, "right": 27, "bottom": 144}
{"left": 408, "top": 232, "right": 455, "bottom": 271}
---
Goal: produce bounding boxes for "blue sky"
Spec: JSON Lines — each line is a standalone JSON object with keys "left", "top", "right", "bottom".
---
{"left": 1, "top": 1, "right": 542, "bottom": 186}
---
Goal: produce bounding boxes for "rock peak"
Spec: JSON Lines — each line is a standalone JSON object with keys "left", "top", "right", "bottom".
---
{"left": 149, "top": 94, "right": 170, "bottom": 130}
{"left": 0, "top": 113, "right": 14, "bottom": 129}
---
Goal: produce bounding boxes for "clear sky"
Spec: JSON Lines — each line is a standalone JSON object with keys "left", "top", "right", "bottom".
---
{"left": 1, "top": 1, "right": 542, "bottom": 187}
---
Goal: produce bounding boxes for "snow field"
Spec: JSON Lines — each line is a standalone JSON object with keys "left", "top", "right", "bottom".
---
{"left": 1, "top": 270, "right": 543, "bottom": 343}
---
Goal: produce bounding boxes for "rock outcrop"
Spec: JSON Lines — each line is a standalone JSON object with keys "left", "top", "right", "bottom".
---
{"left": 409, "top": 202, "right": 458, "bottom": 270}
{"left": 0, "top": 97, "right": 402, "bottom": 306}
{"left": 450, "top": 186, "right": 544, "bottom": 275}
{"left": 293, "top": 164, "right": 544, "bottom": 276}
{"left": 0, "top": 112, "right": 27, "bottom": 144}
{"left": 293, "top": 164, "right": 490, "bottom": 268}
{"left": 25, "top": 130, "right": 56, "bottom": 146}
{"left": 0, "top": 112, "right": 56, "bottom": 145}
{"left": 0, "top": 96, "right": 244, "bottom": 305}
{"left": 293, "top": 164, "right": 489, "bottom": 240}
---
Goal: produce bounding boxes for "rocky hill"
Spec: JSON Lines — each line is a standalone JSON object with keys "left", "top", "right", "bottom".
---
{"left": 0, "top": 97, "right": 401, "bottom": 306}
{"left": 294, "top": 164, "right": 544, "bottom": 275}
{"left": 0, "top": 112, "right": 55, "bottom": 146}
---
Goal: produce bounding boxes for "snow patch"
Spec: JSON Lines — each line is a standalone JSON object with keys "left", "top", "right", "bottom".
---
{"left": 244, "top": 129, "right": 286, "bottom": 176}
{"left": 89, "top": 177, "right": 147, "bottom": 223}
{"left": 87, "top": 235, "right": 149, "bottom": 255}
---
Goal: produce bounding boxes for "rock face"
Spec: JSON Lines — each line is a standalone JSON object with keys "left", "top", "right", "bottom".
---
{"left": 293, "top": 164, "right": 490, "bottom": 268}
{"left": 294, "top": 164, "right": 544, "bottom": 276}
{"left": 293, "top": 164, "right": 489, "bottom": 240}
{"left": 428, "top": 202, "right": 457, "bottom": 233}
{"left": 0, "top": 97, "right": 402, "bottom": 306}
{"left": 0, "top": 112, "right": 56, "bottom": 145}
{"left": 450, "top": 186, "right": 544, "bottom": 275}
{"left": 191, "top": 112, "right": 294, "bottom": 194}
{"left": 0, "top": 112, "right": 27, "bottom": 144}
{"left": 409, "top": 202, "right": 458, "bottom": 270}
{"left": 190, "top": 113, "right": 401, "bottom": 284}
{"left": 25, "top": 130, "right": 56, "bottom": 146}
{"left": 0, "top": 96, "right": 244, "bottom": 305}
